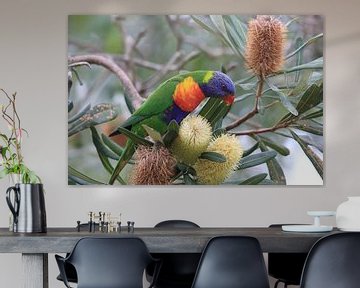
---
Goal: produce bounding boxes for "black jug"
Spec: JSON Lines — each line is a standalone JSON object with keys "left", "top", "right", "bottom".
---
{"left": 6, "top": 183, "right": 47, "bottom": 233}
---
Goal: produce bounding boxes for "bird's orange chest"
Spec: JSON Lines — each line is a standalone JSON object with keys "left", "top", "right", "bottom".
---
{"left": 173, "top": 77, "right": 205, "bottom": 112}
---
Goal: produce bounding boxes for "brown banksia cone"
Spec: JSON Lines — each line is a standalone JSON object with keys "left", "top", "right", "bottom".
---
{"left": 245, "top": 15, "right": 286, "bottom": 77}
{"left": 131, "top": 144, "right": 177, "bottom": 185}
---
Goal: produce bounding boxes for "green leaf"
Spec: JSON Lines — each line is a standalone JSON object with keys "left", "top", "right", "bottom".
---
{"left": 90, "top": 127, "right": 120, "bottom": 160}
{"left": 238, "top": 150, "right": 277, "bottom": 170}
{"left": 238, "top": 173, "right": 268, "bottom": 185}
{"left": 124, "top": 91, "right": 135, "bottom": 114}
{"left": 90, "top": 127, "right": 126, "bottom": 184}
{"left": 267, "top": 80, "right": 298, "bottom": 116}
{"left": 290, "top": 130, "right": 323, "bottom": 179}
{"left": 162, "top": 120, "right": 179, "bottom": 147}
{"left": 259, "top": 136, "right": 290, "bottom": 156}
{"left": 212, "top": 128, "right": 226, "bottom": 137}
{"left": 286, "top": 33, "right": 323, "bottom": 60}
{"left": 243, "top": 142, "right": 259, "bottom": 157}
{"left": 68, "top": 103, "right": 118, "bottom": 137}
{"left": 68, "top": 103, "right": 91, "bottom": 124}
{"left": 296, "top": 83, "right": 323, "bottom": 115}
{"left": 142, "top": 125, "right": 163, "bottom": 143}
{"left": 68, "top": 165, "right": 105, "bottom": 184}
{"left": 290, "top": 70, "right": 312, "bottom": 97}
{"left": 223, "top": 15, "right": 247, "bottom": 57}
{"left": 280, "top": 84, "right": 323, "bottom": 123}
{"left": 258, "top": 142, "right": 286, "bottom": 184}
{"left": 282, "top": 57, "right": 323, "bottom": 73}
{"left": 200, "top": 151, "right": 226, "bottom": 163}
{"left": 101, "top": 133, "right": 124, "bottom": 156}
{"left": 301, "top": 109, "right": 323, "bottom": 120}
{"left": 184, "top": 174, "right": 196, "bottom": 185}
{"left": 176, "top": 163, "right": 197, "bottom": 177}
{"left": 68, "top": 100, "right": 74, "bottom": 112}
{"left": 191, "top": 15, "right": 218, "bottom": 35}
{"left": 114, "top": 126, "right": 153, "bottom": 147}
{"left": 294, "top": 122, "right": 323, "bottom": 136}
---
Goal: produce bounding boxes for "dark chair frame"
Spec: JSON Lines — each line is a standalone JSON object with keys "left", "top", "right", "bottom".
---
{"left": 191, "top": 236, "right": 270, "bottom": 288}
{"left": 56, "top": 237, "right": 161, "bottom": 288}
{"left": 147, "top": 220, "right": 201, "bottom": 288}
{"left": 300, "top": 232, "right": 360, "bottom": 288}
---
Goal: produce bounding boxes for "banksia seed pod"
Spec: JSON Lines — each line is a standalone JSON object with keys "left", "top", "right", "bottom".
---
{"left": 194, "top": 134, "right": 243, "bottom": 185}
{"left": 131, "top": 144, "right": 177, "bottom": 185}
{"left": 171, "top": 115, "right": 212, "bottom": 165}
{"left": 245, "top": 15, "right": 286, "bottom": 77}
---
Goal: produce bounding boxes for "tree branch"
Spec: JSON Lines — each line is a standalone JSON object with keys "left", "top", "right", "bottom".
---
{"left": 68, "top": 54, "right": 144, "bottom": 109}
{"left": 230, "top": 122, "right": 289, "bottom": 136}
{"left": 225, "top": 77, "right": 264, "bottom": 131}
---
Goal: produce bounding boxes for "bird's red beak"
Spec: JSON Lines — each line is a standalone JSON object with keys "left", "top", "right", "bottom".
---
{"left": 224, "top": 94, "right": 235, "bottom": 105}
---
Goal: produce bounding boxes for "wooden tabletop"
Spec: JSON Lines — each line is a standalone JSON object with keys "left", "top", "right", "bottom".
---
{"left": 0, "top": 227, "right": 340, "bottom": 253}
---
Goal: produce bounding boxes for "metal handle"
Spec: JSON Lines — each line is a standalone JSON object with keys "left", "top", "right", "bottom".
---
{"left": 6, "top": 186, "right": 20, "bottom": 224}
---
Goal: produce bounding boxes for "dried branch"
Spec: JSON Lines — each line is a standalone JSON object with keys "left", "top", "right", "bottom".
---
{"left": 68, "top": 54, "right": 144, "bottom": 109}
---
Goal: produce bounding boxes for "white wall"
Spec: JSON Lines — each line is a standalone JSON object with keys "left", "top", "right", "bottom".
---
{"left": 0, "top": 0, "right": 360, "bottom": 287}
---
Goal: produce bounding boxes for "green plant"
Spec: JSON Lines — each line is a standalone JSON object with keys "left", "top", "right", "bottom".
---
{"left": 0, "top": 89, "right": 40, "bottom": 183}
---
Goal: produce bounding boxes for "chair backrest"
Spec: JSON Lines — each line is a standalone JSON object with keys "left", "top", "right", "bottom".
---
{"left": 191, "top": 236, "right": 270, "bottom": 288}
{"left": 150, "top": 220, "right": 201, "bottom": 286}
{"left": 155, "top": 220, "right": 200, "bottom": 228}
{"left": 67, "top": 237, "right": 154, "bottom": 288}
{"left": 300, "top": 232, "right": 360, "bottom": 288}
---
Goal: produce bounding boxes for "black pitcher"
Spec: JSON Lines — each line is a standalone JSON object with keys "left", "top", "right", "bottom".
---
{"left": 6, "top": 183, "right": 47, "bottom": 233}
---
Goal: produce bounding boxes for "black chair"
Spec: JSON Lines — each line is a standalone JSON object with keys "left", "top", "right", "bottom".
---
{"left": 55, "top": 237, "right": 160, "bottom": 288}
{"left": 300, "top": 232, "right": 360, "bottom": 288}
{"left": 147, "top": 220, "right": 201, "bottom": 288}
{"left": 268, "top": 224, "right": 308, "bottom": 288}
{"left": 56, "top": 223, "right": 99, "bottom": 284}
{"left": 191, "top": 236, "right": 270, "bottom": 288}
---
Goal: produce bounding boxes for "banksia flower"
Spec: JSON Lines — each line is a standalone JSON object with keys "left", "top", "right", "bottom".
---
{"left": 131, "top": 144, "right": 177, "bottom": 185}
{"left": 194, "top": 134, "right": 243, "bottom": 185}
{"left": 171, "top": 115, "right": 212, "bottom": 165}
{"left": 245, "top": 15, "right": 286, "bottom": 77}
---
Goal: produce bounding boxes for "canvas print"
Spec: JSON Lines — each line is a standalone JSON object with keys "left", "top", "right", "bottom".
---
{"left": 68, "top": 15, "right": 323, "bottom": 185}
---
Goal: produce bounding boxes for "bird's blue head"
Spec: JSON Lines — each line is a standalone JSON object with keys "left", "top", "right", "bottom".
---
{"left": 200, "top": 71, "right": 235, "bottom": 105}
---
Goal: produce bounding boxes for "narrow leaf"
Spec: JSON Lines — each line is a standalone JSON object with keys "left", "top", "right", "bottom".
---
{"left": 301, "top": 109, "right": 323, "bottom": 120}
{"left": 101, "top": 133, "right": 124, "bottom": 156}
{"left": 259, "top": 142, "right": 286, "bottom": 184}
{"left": 68, "top": 103, "right": 118, "bottom": 137}
{"left": 267, "top": 80, "right": 298, "bottom": 116}
{"left": 290, "top": 130, "right": 323, "bottom": 179}
{"left": 243, "top": 142, "right": 259, "bottom": 157}
{"left": 162, "top": 120, "right": 180, "bottom": 147}
{"left": 200, "top": 151, "right": 226, "bottom": 163}
{"left": 259, "top": 136, "right": 290, "bottom": 156}
{"left": 68, "top": 165, "right": 105, "bottom": 185}
{"left": 286, "top": 33, "right": 323, "bottom": 60}
{"left": 238, "top": 173, "right": 268, "bottom": 185}
{"left": 238, "top": 151, "right": 277, "bottom": 170}
{"left": 68, "top": 103, "right": 91, "bottom": 124}
{"left": 90, "top": 127, "right": 126, "bottom": 184}
{"left": 114, "top": 127, "right": 153, "bottom": 147}
{"left": 294, "top": 123, "right": 323, "bottom": 136}
{"left": 142, "top": 125, "right": 163, "bottom": 143}
{"left": 282, "top": 57, "right": 323, "bottom": 73}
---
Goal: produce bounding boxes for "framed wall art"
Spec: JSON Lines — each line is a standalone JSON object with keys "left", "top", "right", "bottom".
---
{"left": 68, "top": 15, "right": 323, "bottom": 185}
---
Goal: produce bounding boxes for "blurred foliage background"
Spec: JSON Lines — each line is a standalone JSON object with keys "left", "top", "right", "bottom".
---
{"left": 68, "top": 15, "right": 323, "bottom": 185}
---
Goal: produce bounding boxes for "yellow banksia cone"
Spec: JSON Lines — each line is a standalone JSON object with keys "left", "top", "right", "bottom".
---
{"left": 194, "top": 134, "right": 243, "bottom": 184}
{"left": 171, "top": 115, "right": 212, "bottom": 165}
{"left": 245, "top": 15, "right": 286, "bottom": 77}
{"left": 131, "top": 144, "right": 177, "bottom": 185}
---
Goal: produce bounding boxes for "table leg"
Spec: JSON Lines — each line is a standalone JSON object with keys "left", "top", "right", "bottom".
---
{"left": 22, "top": 253, "right": 48, "bottom": 288}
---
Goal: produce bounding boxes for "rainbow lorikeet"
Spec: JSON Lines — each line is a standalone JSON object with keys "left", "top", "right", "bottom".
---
{"left": 108, "top": 70, "right": 235, "bottom": 184}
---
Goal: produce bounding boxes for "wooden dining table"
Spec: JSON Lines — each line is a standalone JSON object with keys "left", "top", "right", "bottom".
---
{"left": 0, "top": 226, "right": 339, "bottom": 288}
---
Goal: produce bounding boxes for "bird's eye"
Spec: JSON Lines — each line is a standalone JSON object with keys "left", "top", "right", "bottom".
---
{"left": 221, "top": 84, "right": 226, "bottom": 90}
